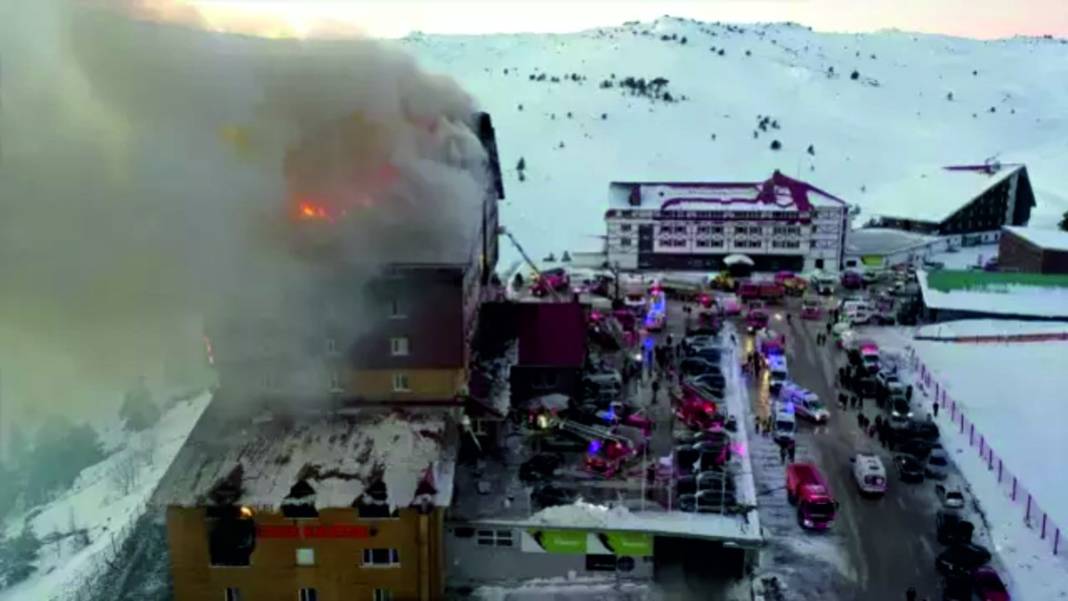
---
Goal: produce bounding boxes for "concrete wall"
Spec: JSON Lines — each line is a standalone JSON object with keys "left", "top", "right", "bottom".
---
{"left": 168, "top": 506, "right": 446, "bottom": 601}
{"left": 348, "top": 368, "right": 466, "bottom": 401}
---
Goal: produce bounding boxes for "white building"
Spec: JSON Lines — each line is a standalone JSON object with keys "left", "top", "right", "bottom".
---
{"left": 605, "top": 171, "right": 850, "bottom": 273}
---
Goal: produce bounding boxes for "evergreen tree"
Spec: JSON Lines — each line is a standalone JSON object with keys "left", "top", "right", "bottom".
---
{"left": 1059, "top": 210, "right": 1068, "bottom": 232}
{"left": 0, "top": 526, "right": 40, "bottom": 587}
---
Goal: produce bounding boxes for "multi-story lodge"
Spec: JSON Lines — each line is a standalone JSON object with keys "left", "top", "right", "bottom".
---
{"left": 604, "top": 171, "right": 850, "bottom": 273}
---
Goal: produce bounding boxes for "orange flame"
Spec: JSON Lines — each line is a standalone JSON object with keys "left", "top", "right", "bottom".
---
{"left": 297, "top": 200, "right": 331, "bottom": 220}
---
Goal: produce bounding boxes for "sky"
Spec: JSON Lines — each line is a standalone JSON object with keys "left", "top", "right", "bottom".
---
{"left": 191, "top": 0, "right": 1068, "bottom": 39}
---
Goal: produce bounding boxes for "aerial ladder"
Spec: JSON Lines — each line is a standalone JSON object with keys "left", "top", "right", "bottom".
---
{"left": 500, "top": 226, "right": 564, "bottom": 302}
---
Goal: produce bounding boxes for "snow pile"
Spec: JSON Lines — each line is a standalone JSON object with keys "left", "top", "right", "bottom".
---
{"left": 528, "top": 500, "right": 633, "bottom": 528}
{"left": 0, "top": 392, "right": 211, "bottom": 601}
{"left": 403, "top": 20, "right": 1068, "bottom": 264}
{"left": 155, "top": 409, "right": 457, "bottom": 510}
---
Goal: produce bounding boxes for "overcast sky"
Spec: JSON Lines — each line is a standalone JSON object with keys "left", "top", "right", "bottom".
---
{"left": 193, "top": 0, "right": 1068, "bottom": 39}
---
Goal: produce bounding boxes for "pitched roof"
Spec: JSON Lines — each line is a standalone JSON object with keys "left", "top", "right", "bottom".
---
{"left": 1003, "top": 226, "right": 1068, "bottom": 252}
{"left": 862, "top": 163, "right": 1025, "bottom": 224}
{"left": 154, "top": 409, "right": 457, "bottom": 510}
{"left": 608, "top": 171, "right": 847, "bottom": 213}
{"left": 516, "top": 302, "right": 587, "bottom": 367}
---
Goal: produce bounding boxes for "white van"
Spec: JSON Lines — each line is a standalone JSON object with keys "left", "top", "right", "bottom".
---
{"left": 773, "top": 408, "right": 796, "bottom": 443}
{"left": 851, "top": 453, "right": 887, "bottom": 496}
{"left": 767, "top": 354, "right": 788, "bottom": 393}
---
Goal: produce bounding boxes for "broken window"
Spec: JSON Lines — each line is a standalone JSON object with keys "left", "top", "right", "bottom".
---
{"left": 282, "top": 480, "right": 318, "bottom": 518}
{"left": 207, "top": 517, "right": 255, "bottom": 567}
{"left": 224, "top": 588, "right": 241, "bottom": 601}
{"left": 391, "top": 373, "right": 410, "bottom": 392}
{"left": 355, "top": 481, "right": 399, "bottom": 519}
{"left": 298, "top": 588, "right": 318, "bottom": 601}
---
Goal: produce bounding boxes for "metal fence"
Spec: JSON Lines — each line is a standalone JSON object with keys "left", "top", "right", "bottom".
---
{"left": 906, "top": 346, "right": 1064, "bottom": 559}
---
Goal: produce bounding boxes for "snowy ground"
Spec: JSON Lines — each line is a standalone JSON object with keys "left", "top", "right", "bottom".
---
{"left": 405, "top": 22, "right": 1068, "bottom": 265}
{"left": 0, "top": 392, "right": 211, "bottom": 601}
{"left": 866, "top": 325, "right": 1068, "bottom": 600}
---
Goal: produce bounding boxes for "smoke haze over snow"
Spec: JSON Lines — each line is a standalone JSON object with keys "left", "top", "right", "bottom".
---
{"left": 0, "top": 1, "right": 490, "bottom": 426}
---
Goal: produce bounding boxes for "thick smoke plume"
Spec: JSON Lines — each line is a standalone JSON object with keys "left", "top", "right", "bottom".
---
{"left": 0, "top": 1, "right": 489, "bottom": 428}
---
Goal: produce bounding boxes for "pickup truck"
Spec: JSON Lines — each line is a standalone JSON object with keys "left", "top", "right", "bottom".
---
{"left": 786, "top": 463, "right": 838, "bottom": 530}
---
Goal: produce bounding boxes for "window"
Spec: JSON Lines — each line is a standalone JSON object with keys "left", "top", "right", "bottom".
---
{"left": 710, "top": 237, "right": 725, "bottom": 247}
{"left": 391, "top": 373, "right": 410, "bottom": 392}
{"left": 734, "top": 226, "right": 747, "bottom": 235}
{"left": 696, "top": 240, "right": 710, "bottom": 248}
{"left": 620, "top": 224, "right": 633, "bottom": 232}
{"left": 362, "top": 548, "right": 400, "bottom": 567}
{"left": 472, "top": 418, "right": 489, "bottom": 436}
{"left": 296, "top": 548, "right": 315, "bottom": 566}
{"left": 390, "top": 337, "right": 410, "bottom": 356}
{"left": 326, "top": 338, "right": 338, "bottom": 355}
{"left": 620, "top": 238, "right": 632, "bottom": 247}
{"left": 330, "top": 371, "right": 343, "bottom": 393}
{"left": 749, "top": 226, "right": 763, "bottom": 234}
{"left": 299, "top": 589, "right": 318, "bottom": 601}
{"left": 373, "top": 590, "right": 393, "bottom": 601}
{"left": 225, "top": 588, "right": 241, "bottom": 601}
{"left": 476, "top": 529, "right": 514, "bottom": 547}
{"left": 696, "top": 225, "right": 712, "bottom": 235}
{"left": 389, "top": 298, "right": 405, "bottom": 319}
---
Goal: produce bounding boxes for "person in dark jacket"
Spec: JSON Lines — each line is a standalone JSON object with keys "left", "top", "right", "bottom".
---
{"left": 933, "top": 400, "right": 940, "bottom": 417}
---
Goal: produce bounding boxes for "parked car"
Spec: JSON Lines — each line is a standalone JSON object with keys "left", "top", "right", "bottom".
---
{"left": 894, "top": 454, "right": 925, "bottom": 483}
{"left": 688, "top": 376, "right": 725, "bottom": 399}
{"left": 841, "top": 270, "right": 864, "bottom": 290}
{"left": 800, "top": 297, "right": 823, "bottom": 320}
{"left": 688, "top": 347, "right": 723, "bottom": 364}
{"left": 935, "top": 543, "right": 992, "bottom": 577}
{"left": 897, "top": 437, "right": 936, "bottom": 460}
{"left": 972, "top": 566, "right": 1011, "bottom": 601}
{"left": 925, "top": 448, "right": 950, "bottom": 479}
{"left": 890, "top": 397, "right": 913, "bottom": 419}
{"left": 907, "top": 419, "right": 940, "bottom": 442}
{"left": 851, "top": 453, "right": 887, "bottom": 496}
{"left": 935, "top": 483, "right": 966, "bottom": 509}
{"left": 680, "top": 357, "right": 718, "bottom": 376}
{"left": 936, "top": 510, "right": 975, "bottom": 546}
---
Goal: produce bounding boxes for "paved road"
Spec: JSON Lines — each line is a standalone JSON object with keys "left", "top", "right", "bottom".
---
{"left": 747, "top": 298, "right": 949, "bottom": 601}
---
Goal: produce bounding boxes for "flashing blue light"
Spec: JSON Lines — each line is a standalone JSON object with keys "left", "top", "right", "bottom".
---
{"left": 588, "top": 439, "right": 603, "bottom": 455}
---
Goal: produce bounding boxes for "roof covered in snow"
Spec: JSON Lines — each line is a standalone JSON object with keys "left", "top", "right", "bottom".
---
{"left": 862, "top": 163, "right": 1025, "bottom": 224}
{"left": 918, "top": 269, "right": 1068, "bottom": 318}
{"left": 155, "top": 409, "right": 458, "bottom": 510}
{"left": 846, "top": 227, "right": 939, "bottom": 256}
{"left": 608, "top": 171, "right": 847, "bottom": 214}
{"left": 1003, "top": 225, "right": 1068, "bottom": 252}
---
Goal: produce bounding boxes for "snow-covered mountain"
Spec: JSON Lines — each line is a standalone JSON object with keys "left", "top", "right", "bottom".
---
{"left": 402, "top": 18, "right": 1068, "bottom": 265}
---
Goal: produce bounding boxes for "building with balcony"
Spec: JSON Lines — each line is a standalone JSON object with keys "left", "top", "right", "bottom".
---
{"left": 604, "top": 171, "right": 850, "bottom": 273}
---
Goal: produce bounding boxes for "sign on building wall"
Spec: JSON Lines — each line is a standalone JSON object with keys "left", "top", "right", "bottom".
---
{"left": 520, "top": 530, "right": 653, "bottom": 557}
{"left": 256, "top": 524, "right": 371, "bottom": 539}
{"left": 861, "top": 255, "right": 884, "bottom": 267}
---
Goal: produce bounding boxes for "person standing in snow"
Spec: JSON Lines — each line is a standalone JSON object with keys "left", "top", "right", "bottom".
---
{"left": 787, "top": 440, "right": 796, "bottom": 463}
{"left": 779, "top": 441, "right": 788, "bottom": 464}
{"left": 933, "top": 400, "right": 939, "bottom": 418}
{"left": 651, "top": 380, "right": 660, "bottom": 405}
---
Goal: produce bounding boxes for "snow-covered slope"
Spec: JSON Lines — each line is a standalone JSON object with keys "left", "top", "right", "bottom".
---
{"left": 402, "top": 19, "right": 1068, "bottom": 264}
{"left": 0, "top": 392, "right": 211, "bottom": 601}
